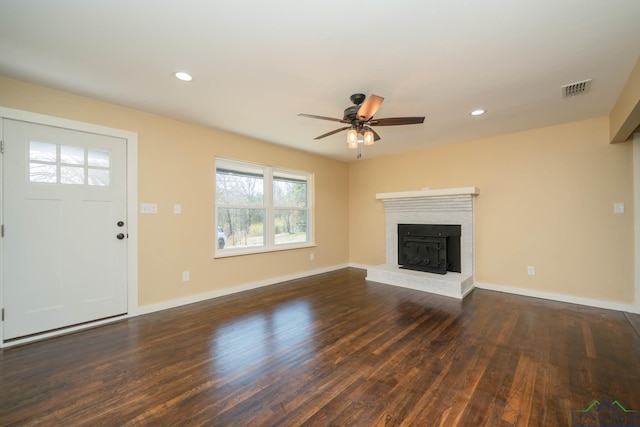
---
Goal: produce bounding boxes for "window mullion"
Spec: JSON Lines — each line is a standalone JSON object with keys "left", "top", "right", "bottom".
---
{"left": 84, "top": 147, "right": 88, "bottom": 185}
{"left": 56, "top": 143, "right": 61, "bottom": 184}
{"left": 264, "top": 167, "right": 274, "bottom": 247}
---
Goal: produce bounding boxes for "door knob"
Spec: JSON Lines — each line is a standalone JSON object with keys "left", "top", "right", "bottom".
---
{"left": 116, "top": 233, "right": 125, "bottom": 240}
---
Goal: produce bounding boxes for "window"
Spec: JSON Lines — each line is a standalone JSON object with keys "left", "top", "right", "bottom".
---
{"left": 29, "top": 141, "right": 110, "bottom": 186}
{"left": 215, "top": 158, "right": 313, "bottom": 255}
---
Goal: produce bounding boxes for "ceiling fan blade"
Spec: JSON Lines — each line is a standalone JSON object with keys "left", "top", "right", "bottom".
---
{"left": 298, "top": 113, "right": 349, "bottom": 124}
{"left": 371, "top": 128, "right": 381, "bottom": 141}
{"left": 314, "top": 126, "right": 350, "bottom": 140}
{"left": 370, "top": 117, "right": 425, "bottom": 126}
{"left": 356, "top": 94, "right": 384, "bottom": 121}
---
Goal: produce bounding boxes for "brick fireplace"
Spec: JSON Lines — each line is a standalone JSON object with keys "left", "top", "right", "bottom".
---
{"left": 366, "top": 187, "right": 479, "bottom": 299}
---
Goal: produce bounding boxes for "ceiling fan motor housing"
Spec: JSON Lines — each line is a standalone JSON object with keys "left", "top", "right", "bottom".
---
{"left": 343, "top": 105, "right": 360, "bottom": 122}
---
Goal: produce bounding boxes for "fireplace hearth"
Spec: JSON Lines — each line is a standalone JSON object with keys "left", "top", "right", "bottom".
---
{"left": 398, "top": 224, "right": 461, "bottom": 275}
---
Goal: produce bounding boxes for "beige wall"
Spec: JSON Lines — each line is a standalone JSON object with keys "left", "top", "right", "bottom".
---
{"left": 349, "top": 117, "right": 635, "bottom": 304}
{"left": 1, "top": 75, "right": 636, "bottom": 308}
{"left": 0, "top": 76, "right": 350, "bottom": 307}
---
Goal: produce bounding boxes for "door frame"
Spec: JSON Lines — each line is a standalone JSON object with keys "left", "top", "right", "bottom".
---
{"left": 635, "top": 132, "right": 640, "bottom": 313}
{"left": 0, "top": 107, "right": 139, "bottom": 347}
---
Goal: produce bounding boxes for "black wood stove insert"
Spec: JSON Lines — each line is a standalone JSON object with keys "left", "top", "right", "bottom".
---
{"left": 398, "top": 224, "right": 461, "bottom": 275}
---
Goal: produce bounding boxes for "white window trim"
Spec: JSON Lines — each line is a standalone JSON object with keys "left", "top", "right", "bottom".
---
{"left": 214, "top": 157, "right": 314, "bottom": 258}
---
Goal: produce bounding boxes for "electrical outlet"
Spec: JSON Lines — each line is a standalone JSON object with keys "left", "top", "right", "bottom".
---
{"left": 182, "top": 271, "right": 190, "bottom": 282}
{"left": 309, "top": 253, "right": 314, "bottom": 260}
{"left": 527, "top": 266, "right": 535, "bottom": 276}
{"left": 614, "top": 202, "right": 624, "bottom": 214}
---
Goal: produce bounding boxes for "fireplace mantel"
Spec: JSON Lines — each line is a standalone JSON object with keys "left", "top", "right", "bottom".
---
{"left": 376, "top": 186, "right": 479, "bottom": 200}
{"left": 367, "top": 186, "right": 479, "bottom": 299}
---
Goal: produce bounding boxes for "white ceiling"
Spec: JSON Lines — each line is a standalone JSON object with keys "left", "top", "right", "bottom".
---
{"left": 1, "top": 1, "right": 639, "bottom": 162}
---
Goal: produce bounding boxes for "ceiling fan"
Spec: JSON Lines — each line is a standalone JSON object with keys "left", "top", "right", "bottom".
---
{"left": 298, "top": 93, "right": 425, "bottom": 157}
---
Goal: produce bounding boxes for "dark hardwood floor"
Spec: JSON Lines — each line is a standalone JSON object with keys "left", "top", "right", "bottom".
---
{"left": 626, "top": 312, "right": 640, "bottom": 338}
{"left": 1, "top": 268, "right": 639, "bottom": 426}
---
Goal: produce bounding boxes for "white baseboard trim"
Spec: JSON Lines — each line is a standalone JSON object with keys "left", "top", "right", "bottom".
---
{"left": 137, "top": 264, "right": 351, "bottom": 315}
{"left": 475, "top": 282, "right": 639, "bottom": 314}
{"left": 348, "top": 262, "right": 369, "bottom": 270}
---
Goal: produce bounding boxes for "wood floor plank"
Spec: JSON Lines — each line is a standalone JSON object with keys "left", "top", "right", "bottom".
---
{"left": 1, "top": 268, "right": 639, "bottom": 426}
{"left": 626, "top": 312, "right": 640, "bottom": 337}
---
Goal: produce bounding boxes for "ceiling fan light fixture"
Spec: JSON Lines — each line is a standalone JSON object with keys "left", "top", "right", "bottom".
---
{"left": 363, "top": 128, "right": 375, "bottom": 145}
{"left": 347, "top": 128, "right": 358, "bottom": 149}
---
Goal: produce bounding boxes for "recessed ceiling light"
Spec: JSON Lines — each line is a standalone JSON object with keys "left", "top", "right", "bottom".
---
{"left": 174, "top": 71, "right": 193, "bottom": 82}
{"left": 470, "top": 109, "right": 486, "bottom": 116}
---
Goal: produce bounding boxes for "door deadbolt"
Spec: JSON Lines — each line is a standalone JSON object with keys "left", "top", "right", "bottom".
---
{"left": 117, "top": 221, "right": 125, "bottom": 227}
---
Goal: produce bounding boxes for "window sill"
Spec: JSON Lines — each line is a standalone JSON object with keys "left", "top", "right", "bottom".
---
{"left": 214, "top": 242, "right": 316, "bottom": 259}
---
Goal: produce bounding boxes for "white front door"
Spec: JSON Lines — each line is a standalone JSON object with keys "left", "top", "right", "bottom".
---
{"left": 2, "top": 119, "right": 128, "bottom": 340}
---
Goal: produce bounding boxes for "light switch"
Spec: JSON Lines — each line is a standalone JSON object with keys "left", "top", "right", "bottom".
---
{"left": 174, "top": 204, "right": 182, "bottom": 214}
{"left": 614, "top": 203, "right": 624, "bottom": 214}
{"left": 141, "top": 203, "right": 158, "bottom": 214}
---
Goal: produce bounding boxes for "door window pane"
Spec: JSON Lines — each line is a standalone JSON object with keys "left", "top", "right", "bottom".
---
{"left": 60, "top": 145, "right": 85, "bottom": 165}
{"left": 29, "top": 163, "right": 57, "bottom": 183}
{"left": 28, "top": 141, "right": 114, "bottom": 187}
{"left": 88, "top": 168, "right": 110, "bottom": 186}
{"left": 29, "top": 141, "right": 57, "bottom": 162}
{"left": 60, "top": 166, "right": 85, "bottom": 185}
{"left": 88, "top": 149, "right": 110, "bottom": 167}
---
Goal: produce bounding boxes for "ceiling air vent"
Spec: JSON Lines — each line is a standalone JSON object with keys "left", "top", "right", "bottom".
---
{"left": 561, "top": 79, "right": 592, "bottom": 98}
